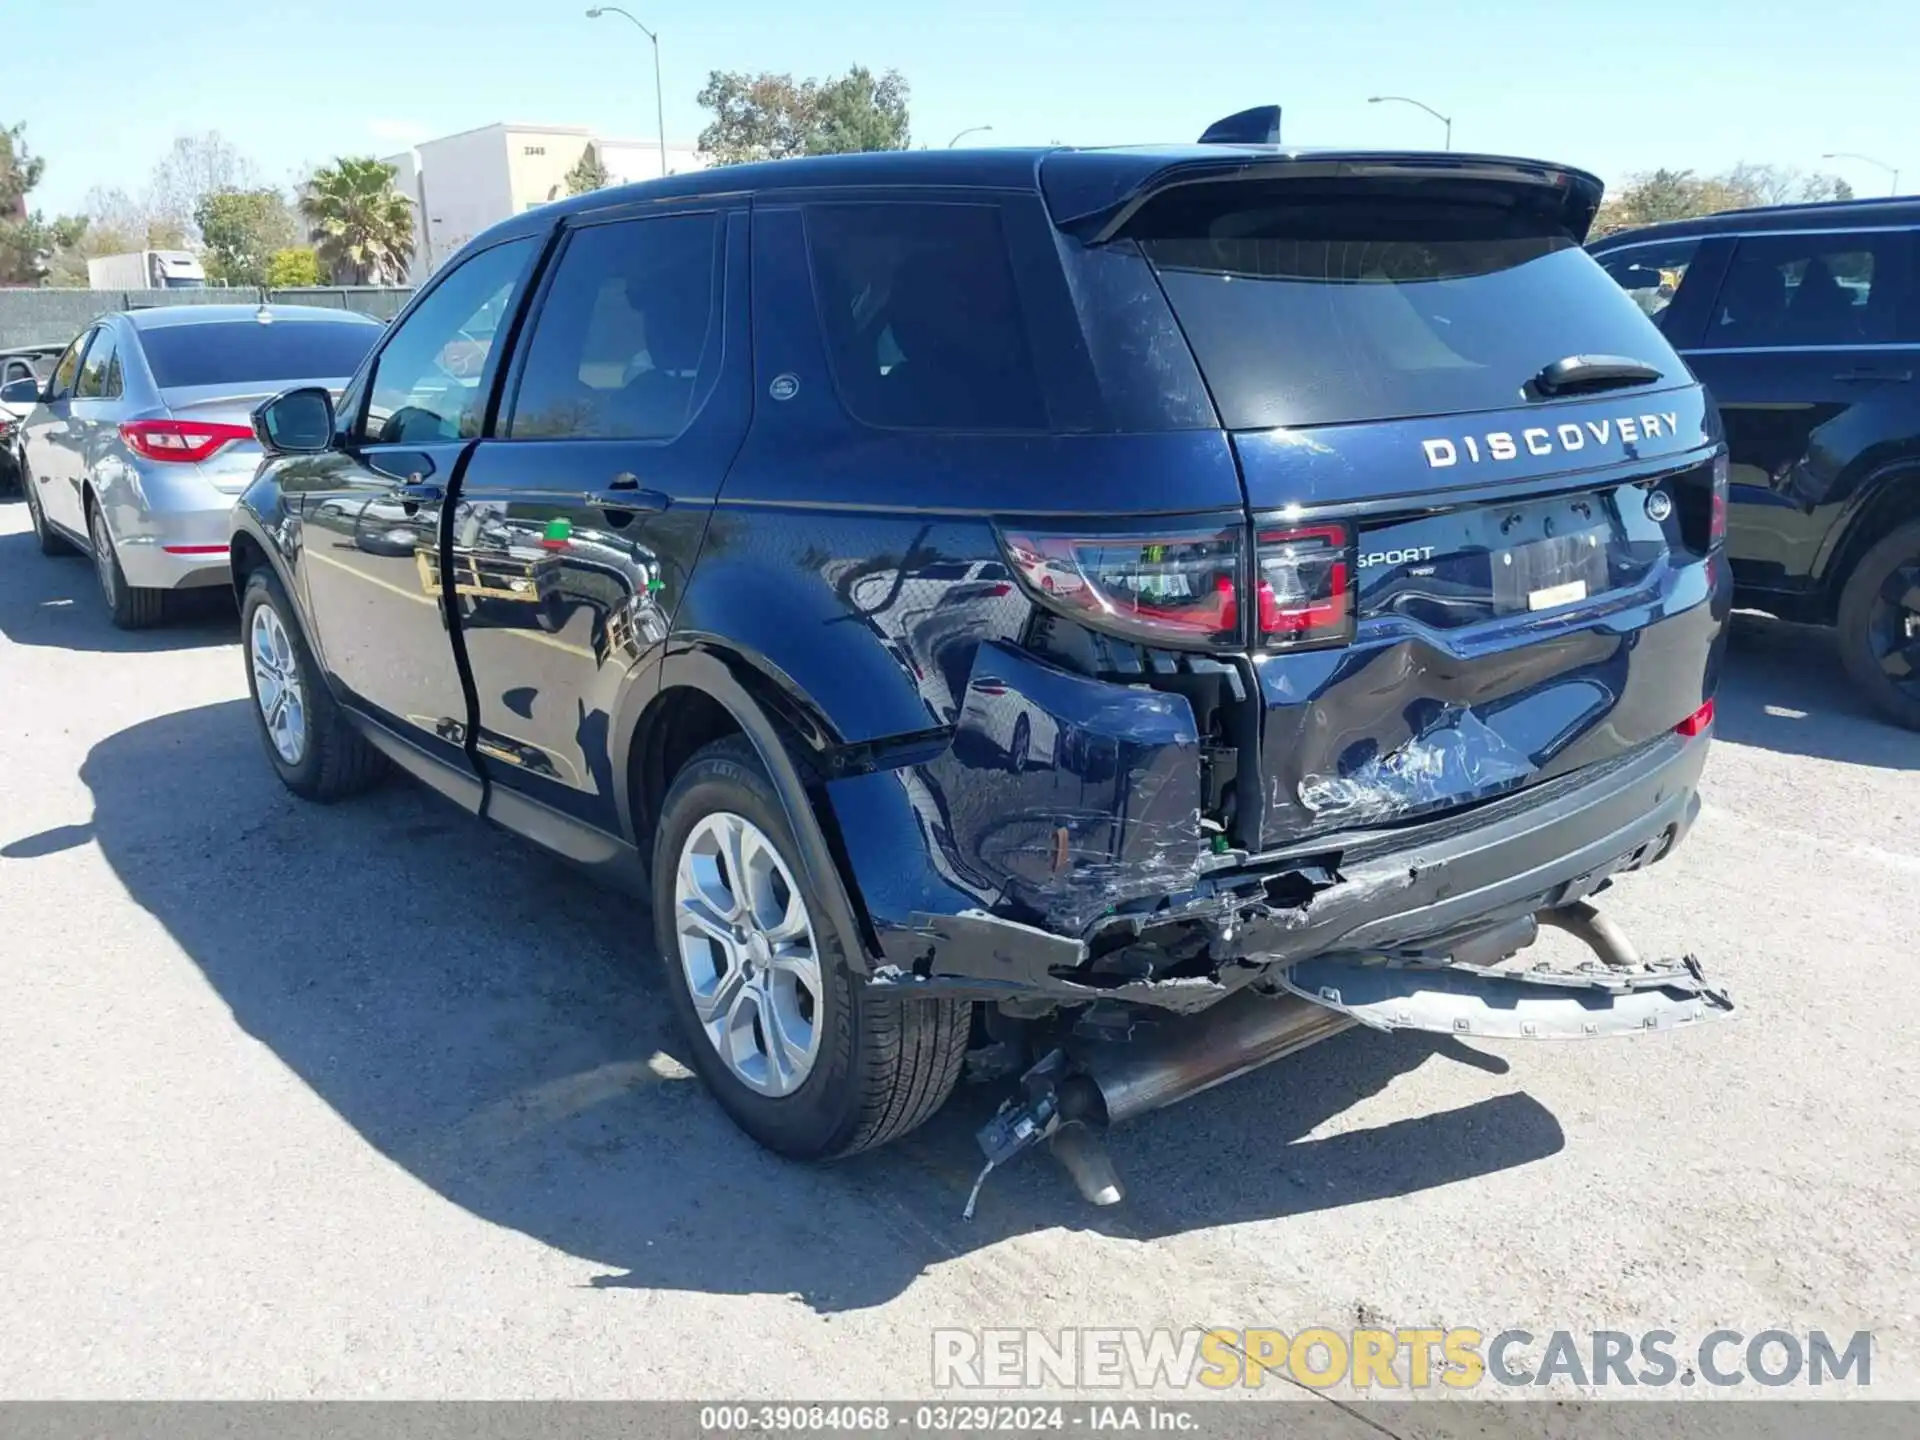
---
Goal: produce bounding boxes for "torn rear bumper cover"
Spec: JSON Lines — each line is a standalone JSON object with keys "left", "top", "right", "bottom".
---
{"left": 866, "top": 727, "right": 1718, "bottom": 1021}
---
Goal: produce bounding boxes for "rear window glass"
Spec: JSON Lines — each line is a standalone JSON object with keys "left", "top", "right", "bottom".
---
{"left": 1133, "top": 183, "right": 1685, "bottom": 430}
{"left": 140, "top": 320, "right": 380, "bottom": 389}
{"left": 806, "top": 202, "right": 1047, "bottom": 431}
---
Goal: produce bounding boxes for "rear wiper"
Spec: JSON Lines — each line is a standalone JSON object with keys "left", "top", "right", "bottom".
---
{"left": 1530, "top": 354, "right": 1665, "bottom": 398}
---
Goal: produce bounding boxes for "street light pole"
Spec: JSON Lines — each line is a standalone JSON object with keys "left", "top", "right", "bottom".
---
{"left": 1822, "top": 151, "right": 1900, "bottom": 197}
{"left": 1368, "top": 94, "right": 1452, "bottom": 150}
{"left": 947, "top": 125, "right": 993, "bottom": 148}
{"left": 587, "top": 6, "right": 668, "bottom": 178}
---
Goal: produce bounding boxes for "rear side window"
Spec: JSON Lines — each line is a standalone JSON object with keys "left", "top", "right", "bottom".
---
{"left": 1132, "top": 179, "right": 1686, "bottom": 430}
{"left": 142, "top": 320, "right": 381, "bottom": 389}
{"left": 806, "top": 202, "right": 1046, "bottom": 432}
{"left": 507, "top": 213, "right": 720, "bottom": 441}
{"left": 1595, "top": 238, "right": 1702, "bottom": 330}
{"left": 74, "top": 330, "right": 116, "bottom": 399}
{"left": 47, "top": 333, "right": 90, "bottom": 400}
{"left": 1697, "top": 231, "right": 1910, "bottom": 349}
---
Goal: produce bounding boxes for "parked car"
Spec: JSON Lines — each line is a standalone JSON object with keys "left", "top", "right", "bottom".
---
{"left": 0, "top": 343, "right": 65, "bottom": 490}
{"left": 14, "top": 306, "right": 382, "bottom": 627}
{"left": 230, "top": 125, "right": 1732, "bottom": 1195}
{"left": 1591, "top": 198, "right": 1920, "bottom": 727}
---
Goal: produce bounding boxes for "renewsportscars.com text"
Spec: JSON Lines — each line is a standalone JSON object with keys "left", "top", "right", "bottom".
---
{"left": 931, "top": 1327, "right": 1873, "bottom": 1391}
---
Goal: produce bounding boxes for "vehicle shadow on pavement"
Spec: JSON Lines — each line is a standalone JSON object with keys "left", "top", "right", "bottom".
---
{"left": 46, "top": 699, "right": 1566, "bottom": 1313}
{"left": 0, "top": 525, "right": 238, "bottom": 653}
{"left": 1714, "top": 612, "right": 1920, "bottom": 769}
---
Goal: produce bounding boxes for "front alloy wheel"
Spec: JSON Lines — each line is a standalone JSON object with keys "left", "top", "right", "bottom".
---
{"left": 250, "top": 601, "right": 309, "bottom": 766}
{"left": 673, "top": 811, "right": 823, "bottom": 1096}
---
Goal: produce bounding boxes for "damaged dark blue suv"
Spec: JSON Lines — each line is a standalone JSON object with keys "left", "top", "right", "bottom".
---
{"left": 232, "top": 120, "right": 1733, "bottom": 1200}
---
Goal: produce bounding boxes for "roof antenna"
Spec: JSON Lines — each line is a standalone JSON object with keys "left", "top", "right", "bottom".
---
{"left": 1198, "top": 105, "right": 1282, "bottom": 146}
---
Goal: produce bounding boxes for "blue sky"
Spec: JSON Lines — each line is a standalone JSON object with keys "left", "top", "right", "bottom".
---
{"left": 9, "top": 0, "right": 1916, "bottom": 214}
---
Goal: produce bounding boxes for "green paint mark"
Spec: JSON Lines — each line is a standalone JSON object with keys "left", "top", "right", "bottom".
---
{"left": 543, "top": 517, "right": 572, "bottom": 544}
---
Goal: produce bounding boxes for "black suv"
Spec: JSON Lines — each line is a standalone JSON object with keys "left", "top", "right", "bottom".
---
{"left": 233, "top": 130, "right": 1732, "bottom": 1191}
{"left": 1591, "top": 198, "right": 1920, "bottom": 727}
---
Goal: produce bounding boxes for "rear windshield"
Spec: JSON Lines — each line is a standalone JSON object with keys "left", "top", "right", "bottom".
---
{"left": 1132, "top": 180, "right": 1685, "bottom": 430}
{"left": 141, "top": 320, "right": 380, "bottom": 390}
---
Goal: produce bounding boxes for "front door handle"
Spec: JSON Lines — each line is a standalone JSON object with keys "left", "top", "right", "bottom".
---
{"left": 1834, "top": 368, "right": 1913, "bottom": 383}
{"left": 590, "top": 486, "right": 669, "bottom": 513}
{"left": 398, "top": 481, "right": 444, "bottom": 501}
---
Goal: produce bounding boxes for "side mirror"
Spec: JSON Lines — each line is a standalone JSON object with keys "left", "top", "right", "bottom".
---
{"left": 0, "top": 377, "right": 40, "bottom": 406}
{"left": 252, "top": 386, "right": 336, "bottom": 455}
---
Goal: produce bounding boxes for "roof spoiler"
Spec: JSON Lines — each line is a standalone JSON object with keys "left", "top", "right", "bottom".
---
{"left": 1197, "top": 105, "right": 1282, "bottom": 146}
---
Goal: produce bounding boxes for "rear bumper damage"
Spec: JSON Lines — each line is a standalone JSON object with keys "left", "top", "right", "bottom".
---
{"left": 851, "top": 719, "right": 1713, "bottom": 1015}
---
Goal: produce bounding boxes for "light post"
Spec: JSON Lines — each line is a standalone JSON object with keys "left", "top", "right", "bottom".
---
{"left": 1822, "top": 151, "right": 1900, "bottom": 197}
{"left": 1368, "top": 94, "right": 1452, "bottom": 150}
{"left": 947, "top": 125, "right": 993, "bottom": 148}
{"left": 586, "top": 6, "right": 668, "bottom": 178}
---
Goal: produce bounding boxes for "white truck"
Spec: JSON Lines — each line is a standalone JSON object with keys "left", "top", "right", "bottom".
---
{"left": 85, "top": 250, "right": 207, "bottom": 290}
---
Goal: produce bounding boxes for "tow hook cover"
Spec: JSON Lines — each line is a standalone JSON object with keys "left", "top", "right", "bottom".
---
{"left": 1278, "top": 955, "right": 1734, "bottom": 1038}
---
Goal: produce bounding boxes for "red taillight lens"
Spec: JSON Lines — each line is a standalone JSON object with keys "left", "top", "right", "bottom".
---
{"left": 120, "top": 419, "right": 254, "bottom": 464}
{"left": 1256, "top": 522, "right": 1354, "bottom": 648}
{"left": 1676, "top": 698, "right": 1715, "bottom": 737}
{"left": 1000, "top": 525, "right": 1243, "bottom": 649}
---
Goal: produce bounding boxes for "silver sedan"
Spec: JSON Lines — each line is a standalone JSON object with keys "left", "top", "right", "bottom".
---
{"left": 15, "top": 304, "right": 382, "bottom": 628}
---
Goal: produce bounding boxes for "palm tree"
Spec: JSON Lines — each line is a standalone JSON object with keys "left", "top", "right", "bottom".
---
{"left": 299, "top": 157, "right": 416, "bottom": 285}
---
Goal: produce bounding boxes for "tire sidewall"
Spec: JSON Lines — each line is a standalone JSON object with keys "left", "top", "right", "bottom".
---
{"left": 651, "top": 744, "right": 867, "bottom": 1159}
{"left": 1838, "top": 521, "right": 1920, "bottom": 729}
{"left": 241, "top": 570, "right": 326, "bottom": 791}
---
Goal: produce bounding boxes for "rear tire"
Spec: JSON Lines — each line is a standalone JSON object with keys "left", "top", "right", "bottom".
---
{"left": 653, "top": 735, "right": 969, "bottom": 1159}
{"left": 22, "top": 467, "right": 74, "bottom": 556}
{"left": 1837, "top": 518, "right": 1920, "bottom": 731}
{"left": 88, "top": 501, "right": 164, "bottom": 629}
{"left": 240, "top": 566, "right": 389, "bottom": 800}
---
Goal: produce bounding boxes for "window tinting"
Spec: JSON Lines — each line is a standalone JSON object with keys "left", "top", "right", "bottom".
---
{"left": 508, "top": 214, "right": 720, "bottom": 440}
{"left": 1699, "top": 232, "right": 1907, "bottom": 349}
{"left": 361, "top": 238, "right": 535, "bottom": 445}
{"left": 142, "top": 320, "right": 380, "bottom": 389}
{"left": 1597, "top": 239, "right": 1702, "bottom": 329}
{"left": 806, "top": 202, "right": 1046, "bottom": 431}
{"left": 75, "top": 330, "right": 116, "bottom": 399}
{"left": 1133, "top": 182, "right": 1685, "bottom": 430}
{"left": 4, "top": 360, "right": 32, "bottom": 386}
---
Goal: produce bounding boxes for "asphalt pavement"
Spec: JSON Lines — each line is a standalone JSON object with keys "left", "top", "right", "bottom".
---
{"left": 1, "top": 499, "right": 1916, "bottom": 1409}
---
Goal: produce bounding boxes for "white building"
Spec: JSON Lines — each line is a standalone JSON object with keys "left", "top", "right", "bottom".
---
{"left": 383, "top": 122, "right": 707, "bottom": 281}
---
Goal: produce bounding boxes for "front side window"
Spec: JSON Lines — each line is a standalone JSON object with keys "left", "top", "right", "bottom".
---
{"left": 3, "top": 360, "right": 31, "bottom": 386}
{"left": 47, "top": 332, "right": 93, "bottom": 401}
{"left": 360, "top": 237, "right": 537, "bottom": 445}
{"left": 1596, "top": 238, "right": 1702, "bottom": 328}
{"left": 74, "top": 330, "right": 117, "bottom": 399}
{"left": 507, "top": 213, "right": 720, "bottom": 441}
{"left": 805, "top": 201, "right": 1047, "bottom": 432}
{"left": 1699, "top": 232, "right": 1909, "bottom": 349}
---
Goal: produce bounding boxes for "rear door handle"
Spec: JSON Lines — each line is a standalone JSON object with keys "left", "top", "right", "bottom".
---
{"left": 591, "top": 484, "right": 669, "bottom": 513}
{"left": 1834, "top": 368, "right": 1913, "bottom": 382}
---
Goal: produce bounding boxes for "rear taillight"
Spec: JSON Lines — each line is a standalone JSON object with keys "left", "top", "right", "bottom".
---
{"left": 120, "top": 419, "right": 253, "bottom": 464}
{"left": 1676, "top": 698, "right": 1715, "bottom": 737}
{"left": 1256, "top": 522, "right": 1354, "bottom": 649}
{"left": 1000, "top": 525, "right": 1243, "bottom": 650}
{"left": 1709, "top": 450, "right": 1729, "bottom": 546}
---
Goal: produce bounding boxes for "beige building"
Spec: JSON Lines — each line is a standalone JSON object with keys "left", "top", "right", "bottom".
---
{"left": 384, "top": 122, "right": 707, "bottom": 281}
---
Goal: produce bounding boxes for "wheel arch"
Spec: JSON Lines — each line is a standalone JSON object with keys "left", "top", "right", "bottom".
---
{"left": 629, "top": 645, "right": 875, "bottom": 969}
{"left": 1818, "top": 462, "right": 1920, "bottom": 618}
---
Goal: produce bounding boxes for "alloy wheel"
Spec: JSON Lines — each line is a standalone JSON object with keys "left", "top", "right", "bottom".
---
{"left": 1867, "top": 558, "right": 1920, "bottom": 700}
{"left": 89, "top": 507, "right": 117, "bottom": 606}
{"left": 250, "top": 603, "right": 309, "bottom": 765}
{"left": 673, "top": 811, "right": 823, "bottom": 1097}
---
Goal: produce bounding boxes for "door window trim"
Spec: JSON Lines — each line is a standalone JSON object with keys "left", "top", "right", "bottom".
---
{"left": 1679, "top": 341, "right": 1920, "bottom": 356}
{"left": 1596, "top": 222, "right": 1920, "bottom": 258}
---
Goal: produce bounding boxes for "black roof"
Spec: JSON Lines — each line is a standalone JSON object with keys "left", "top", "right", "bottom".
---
{"left": 475, "top": 144, "right": 1603, "bottom": 249}
{"left": 1591, "top": 194, "right": 1920, "bottom": 249}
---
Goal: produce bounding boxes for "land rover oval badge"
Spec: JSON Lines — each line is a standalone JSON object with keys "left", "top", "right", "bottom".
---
{"left": 1646, "top": 490, "right": 1674, "bottom": 522}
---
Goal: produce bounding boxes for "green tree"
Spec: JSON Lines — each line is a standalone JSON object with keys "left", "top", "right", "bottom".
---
{"left": 565, "top": 143, "right": 610, "bottom": 196}
{"left": 195, "top": 188, "right": 298, "bottom": 286}
{"left": 696, "top": 65, "right": 910, "bottom": 165}
{"left": 0, "top": 121, "right": 87, "bottom": 285}
{"left": 298, "top": 157, "right": 416, "bottom": 285}
{"left": 1593, "top": 162, "right": 1859, "bottom": 238}
{"left": 266, "top": 246, "right": 322, "bottom": 288}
